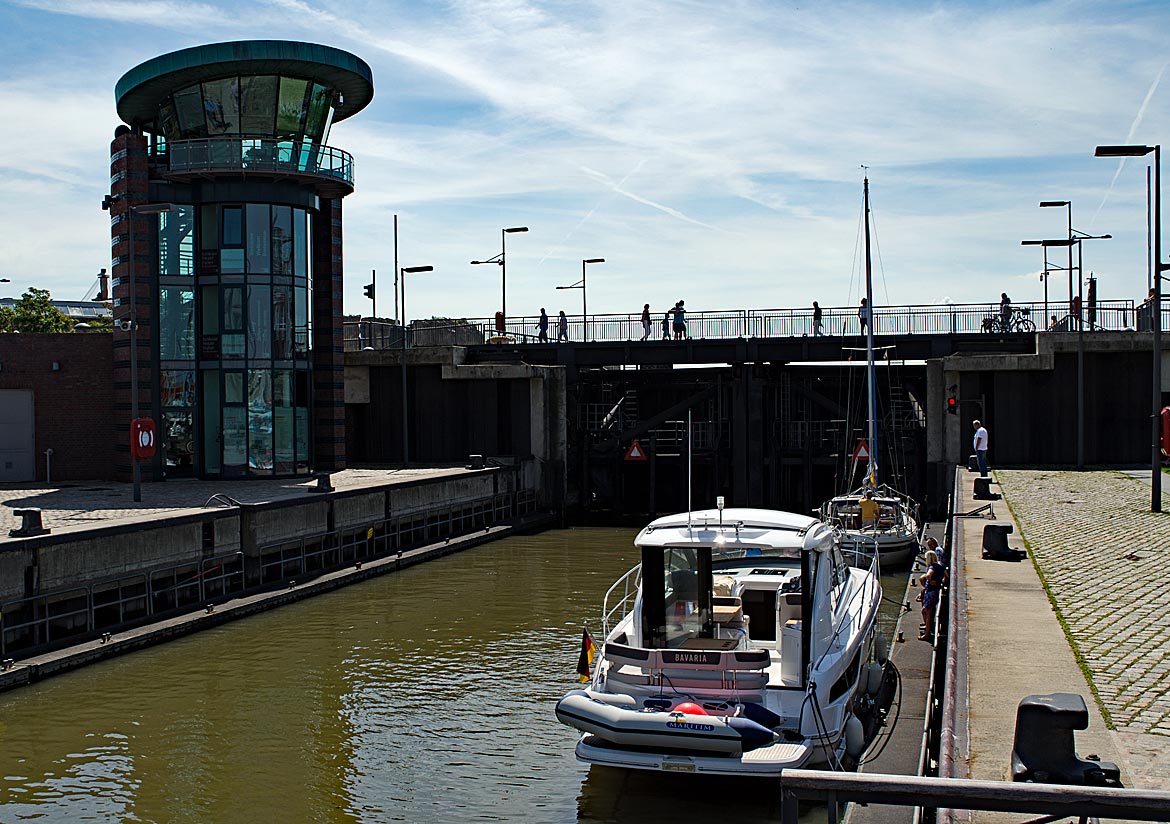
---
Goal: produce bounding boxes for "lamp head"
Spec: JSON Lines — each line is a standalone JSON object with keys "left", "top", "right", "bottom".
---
{"left": 504, "top": 226, "right": 529, "bottom": 234}
{"left": 1039, "top": 200, "right": 1070, "bottom": 207}
{"left": 1095, "top": 144, "right": 1155, "bottom": 157}
{"left": 584, "top": 258, "right": 605, "bottom": 264}
{"left": 402, "top": 265, "right": 433, "bottom": 274}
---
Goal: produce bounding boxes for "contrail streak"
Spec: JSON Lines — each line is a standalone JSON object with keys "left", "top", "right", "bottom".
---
{"left": 1092, "top": 61, "right": 1168, "bottom": 226}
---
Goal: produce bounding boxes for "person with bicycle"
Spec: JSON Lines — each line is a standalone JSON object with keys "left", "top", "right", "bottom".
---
{"left": 1000, "top": 293, "right": 1012, "bottom": 329}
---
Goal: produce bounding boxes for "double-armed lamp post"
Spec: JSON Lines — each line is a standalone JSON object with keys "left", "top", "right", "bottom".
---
{"left": 556, "top": 258, "right": 604, "bottom": 341}
{"left": 471, "top": 227, "right": 528, "bottom": 331}
{"left": 1096, "top": 144, "right": 1164, "bottom": 512}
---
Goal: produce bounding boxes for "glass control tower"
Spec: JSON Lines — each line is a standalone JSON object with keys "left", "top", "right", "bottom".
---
{"left": 110, "top": 41, "right": 373, "bottom": 480}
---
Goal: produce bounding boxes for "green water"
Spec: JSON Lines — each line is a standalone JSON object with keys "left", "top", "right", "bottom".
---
{"left": 0, "top": 528, "right": 907, "bottom": 823}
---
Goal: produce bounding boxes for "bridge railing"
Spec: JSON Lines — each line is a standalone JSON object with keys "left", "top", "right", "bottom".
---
{"left": 344, "top": 300, "right": 1136, "bottom": 350}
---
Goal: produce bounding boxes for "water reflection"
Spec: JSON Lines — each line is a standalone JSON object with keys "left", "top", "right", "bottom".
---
{"left": 0, "top": 528, "right": 907, "bottom": 823}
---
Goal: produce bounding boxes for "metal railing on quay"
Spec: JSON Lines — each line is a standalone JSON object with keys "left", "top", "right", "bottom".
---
{"left": 778, "top": 768, "right": 1170, "bottom": 824}
{"left": 340, "top": 301, "right": 1136, "bottom": 350}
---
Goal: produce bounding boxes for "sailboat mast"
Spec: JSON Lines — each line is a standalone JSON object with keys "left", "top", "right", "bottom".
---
{"left": 863, "top": 175, "right": 878, "bottom": 488}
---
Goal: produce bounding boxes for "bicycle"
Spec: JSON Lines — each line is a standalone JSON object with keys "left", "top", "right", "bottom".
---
{"left": 981, "top": 307, "right": 1035, "bottom": 333}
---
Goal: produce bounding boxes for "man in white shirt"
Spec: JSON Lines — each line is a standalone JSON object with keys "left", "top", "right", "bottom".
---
{"left": 973, "top": 420, "right": 989, "bottom": 477}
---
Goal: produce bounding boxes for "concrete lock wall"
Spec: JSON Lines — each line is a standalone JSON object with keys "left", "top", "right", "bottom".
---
{"left": 0, "top": 510, "right": 241, "bottom": 603}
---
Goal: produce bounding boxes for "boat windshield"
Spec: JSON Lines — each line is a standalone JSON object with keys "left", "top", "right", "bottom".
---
{"left": 635, "top": 545, "right": 717, "bottom": 649}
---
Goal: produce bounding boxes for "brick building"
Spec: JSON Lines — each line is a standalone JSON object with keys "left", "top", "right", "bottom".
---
{"left": 0, "top": 334, "right": 114, "bottom": 481}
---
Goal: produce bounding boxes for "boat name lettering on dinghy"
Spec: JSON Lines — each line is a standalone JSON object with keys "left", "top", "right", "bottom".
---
{"left": 666, "top": 721, "right": 716, "bottom": 731}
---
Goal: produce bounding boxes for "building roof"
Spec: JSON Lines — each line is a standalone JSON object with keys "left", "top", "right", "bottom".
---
{"left": 0, "top": 298, "right": 112, "bottom": 320}
{"left": 115, "top": 40, "right": 374, "bottom": 128}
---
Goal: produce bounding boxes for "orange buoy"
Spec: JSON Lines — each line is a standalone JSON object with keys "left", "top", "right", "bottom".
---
{"left": 674, "top": 701, "right": 708, "bottom": 716}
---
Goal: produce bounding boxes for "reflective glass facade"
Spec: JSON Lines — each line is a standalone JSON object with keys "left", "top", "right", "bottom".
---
{"left": 157, "top": 204, "right": 313, "bottom": 478}
{"left": 156, "top": 75, "right": 336, "bottom": 143}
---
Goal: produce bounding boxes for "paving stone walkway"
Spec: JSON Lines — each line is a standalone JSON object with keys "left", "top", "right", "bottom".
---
{"left": 995, "top": 469, "right": 1170, "bottom": 739}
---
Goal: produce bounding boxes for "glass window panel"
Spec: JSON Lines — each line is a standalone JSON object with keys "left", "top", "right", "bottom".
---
{"left": 274, "top": 406, "right": 295, "bottom": 474}
{"left": 158, "top": 207, "right": 194, "bottom": 277}
{"left": 223, "top": 286, "right": 244, "bottom": 331}
{"left": 239, "top": 75, "right": 278, "bottom": 136}
{"left": 172, "top": 85, "right": 206, "bottom": 139}
{"left": 248, "top": 370, "right": 273, "bottom": 473}
{"left": 304, "top": 84, "right": 332, "bottom": 141}
{"left": 159, "top": 287, "right": 195, "bottom": 360}
{"left": 162, "top": 410, "right": 194, "bottom": 473}
{"left": 273, "top": 284, "right": 293, "bottom": 359}
{"left": 222, "top": 407, "right": 247, "bottom": 473}
{"left": 295, "top": 406, "right": 310, "bottom": 472}
{"left": 220, "top": 249, "right": 245, "bottom": 274}
{"left": 202, "top": 77, "right": 239, "bottom": 136}
{"left": 224, "top": 371, "right": 245, "bottom": 404}
{"left": 294, "top": 285, "right": 309, "bottom": 355}
{"left": 293, "top": 209, "right": 308, "bottom": 277}
{"left": 202, "top": 372, "right": 222, "bottom": 474}
{"left": 200, "top": 204, "right": 218, "bottom": 253}
{"left": 247, "top": 285, "right": 272, "bottom": 358}
{"left": 160, "top": 369, "right": 195, "bottom": 407}
{"left": 271, "top": 206, "right": 293, "bottom": 275}
{"left": 222, "top": 206, "right": 243, "bottom": 246}
{"left": 276, "top": 77, "right": 310, "bottom": 137}
{"left": 246, "top": 204, "right": 271, "bottom": 274}
{"left": 201, "top": 285, "right": 219, "bottom": 335}
{"left": 222, "top": 334, "right": 245, "bottom": 358}
{"left": 159, "top": 99, "right": 181, "bottom": 141}
{"left": 320, "top": 97, "right": 336, "bottom": 145}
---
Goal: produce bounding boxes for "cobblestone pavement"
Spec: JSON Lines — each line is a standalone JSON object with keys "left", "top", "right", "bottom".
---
{"left": 0, "top": 466, "right": 471, "bottom": 541}
{"left": 996, "top": 469, "right": 1170, "bottom": 738}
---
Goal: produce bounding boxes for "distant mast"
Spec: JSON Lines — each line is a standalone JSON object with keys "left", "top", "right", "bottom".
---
{"left": 863, "top": 173, "right": 878, "bottom": 488}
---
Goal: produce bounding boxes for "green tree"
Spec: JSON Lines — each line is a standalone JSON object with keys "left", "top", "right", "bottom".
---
{"left": 0, "top": 287, "right": 75, "bottom": 333}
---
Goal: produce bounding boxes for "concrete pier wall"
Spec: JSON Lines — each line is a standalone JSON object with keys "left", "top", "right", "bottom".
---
{"left": 0, "top": 468, "right": 532, "bottom": 660}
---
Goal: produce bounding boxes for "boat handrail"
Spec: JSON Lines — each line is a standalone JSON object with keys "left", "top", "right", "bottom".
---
{"left": 602, "top": 563, "right": 642, "bottom": 637}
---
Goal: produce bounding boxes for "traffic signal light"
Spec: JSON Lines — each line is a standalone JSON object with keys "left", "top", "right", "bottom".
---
{"left": 363, "top": 282, "right": 374, "bottom": 300}
{"left": 947, "top": 394, "right": 958, "bottom": 415}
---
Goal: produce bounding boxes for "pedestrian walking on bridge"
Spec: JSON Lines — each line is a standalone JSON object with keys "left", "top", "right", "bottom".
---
{"left": 558, "top": 310, "right": 568, "bottom": 342}
{"left": 858, "top": 297, "right": 871, "bottom": 334}
{"left": 640, "top": 303, "right": 651, "bottom": 340}
{"left": 538, "top": 308, "right": 549, "bottom": 342}
{"left": 812, "top": 301, "right": 824, "bottom": 336}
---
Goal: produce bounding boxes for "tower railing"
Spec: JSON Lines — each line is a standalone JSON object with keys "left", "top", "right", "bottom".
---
{"left": 151, "top": 137, "right": 354, "bottom": 191}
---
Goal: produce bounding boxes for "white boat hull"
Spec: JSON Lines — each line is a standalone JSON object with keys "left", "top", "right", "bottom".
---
{"left": 574, "top": 733, "right": 818, "bottom": 777}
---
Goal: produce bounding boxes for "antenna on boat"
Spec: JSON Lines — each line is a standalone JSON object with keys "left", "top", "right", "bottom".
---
{"left": 687, "top": 409, "right": 693, "bottom": 530}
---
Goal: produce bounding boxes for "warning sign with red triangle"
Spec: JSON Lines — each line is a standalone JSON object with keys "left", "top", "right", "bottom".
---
{"left": 624, "top": 439, "right": 648, "bottom": 461}
{"left": 851, "top": 439, "right": 870, "bottom": 463}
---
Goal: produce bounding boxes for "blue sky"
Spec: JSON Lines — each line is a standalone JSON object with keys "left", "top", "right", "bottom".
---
{"left": 1, "top": 0, "right": 1169, "bottom": 322}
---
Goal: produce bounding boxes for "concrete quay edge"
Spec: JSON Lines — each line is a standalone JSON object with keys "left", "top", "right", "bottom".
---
{"left": 0, "top": 511, "right": 554, "bottom": 694}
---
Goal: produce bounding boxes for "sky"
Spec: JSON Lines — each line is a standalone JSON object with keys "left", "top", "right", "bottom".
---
{"left": 1, "top": 0, "right": 1169, "bottom": 323}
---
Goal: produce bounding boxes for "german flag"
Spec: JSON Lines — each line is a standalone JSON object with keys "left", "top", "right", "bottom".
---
{"left": 576, "top": 626, "right": 597, "bottom": 684}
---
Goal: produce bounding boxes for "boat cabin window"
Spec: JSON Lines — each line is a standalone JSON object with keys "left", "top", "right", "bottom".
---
{"left": 639, "top": 546, "right": 713, "bottom": 649}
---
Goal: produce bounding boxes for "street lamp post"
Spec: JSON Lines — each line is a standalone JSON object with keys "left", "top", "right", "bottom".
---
{"left": 557, "top": 258, "right": 604, "bottom": 341}
{"left": 1096, "top": 144, "right": 1164, "bottom": 512}
{"left": 399, "top": 265, "right": 433, "bottom": 465}
{"left": 125, "top": 201, "right": 175, "bottom": 502}
{"left": 471, "top": 227, "right": 528, "bottom": 333}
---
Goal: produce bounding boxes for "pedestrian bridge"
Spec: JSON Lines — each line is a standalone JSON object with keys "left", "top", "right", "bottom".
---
{"left": 346, "top": 299, "right": 1137, "bottom": 367}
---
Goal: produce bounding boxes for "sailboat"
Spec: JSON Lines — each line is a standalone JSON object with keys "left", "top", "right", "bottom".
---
{"left": 819, "top": 174, "right": 921, "bottom": 567}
